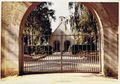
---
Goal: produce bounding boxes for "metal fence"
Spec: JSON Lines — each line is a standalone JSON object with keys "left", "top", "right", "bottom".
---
{"left": 22, "top": 34, "right": 101, "bottom": 74}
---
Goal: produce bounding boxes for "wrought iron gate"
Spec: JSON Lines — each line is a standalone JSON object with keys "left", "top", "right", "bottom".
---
{"left": 22, "top": 34, "right": 101, "bottom": 74}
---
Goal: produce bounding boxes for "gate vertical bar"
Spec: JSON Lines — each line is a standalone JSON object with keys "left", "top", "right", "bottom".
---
{"left": 60, "top": 33, "right": 63, "bottom": 72}
{"left": 19, "top": 34, "right": 24, "bottom": 75}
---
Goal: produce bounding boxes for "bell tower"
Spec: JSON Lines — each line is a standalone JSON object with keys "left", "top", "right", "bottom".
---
{"left": 59, "top": 16, "right": 66, "bottom": 23}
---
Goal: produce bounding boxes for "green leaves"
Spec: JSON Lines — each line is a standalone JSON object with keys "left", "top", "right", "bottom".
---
{"left": 24, "top": 2, "right": 56, "bottom": 45}
{"left": 69, "top": 2, "right": 98, "bottom": 44}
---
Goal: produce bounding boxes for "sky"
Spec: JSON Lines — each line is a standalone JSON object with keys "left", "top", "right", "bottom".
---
{"left": 50, "top": 1, "right": 71, "bottom": 32}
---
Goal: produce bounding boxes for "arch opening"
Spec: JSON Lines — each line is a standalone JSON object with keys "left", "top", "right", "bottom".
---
{"left": 19, "top": 2, "right": 104, "bottom": 75}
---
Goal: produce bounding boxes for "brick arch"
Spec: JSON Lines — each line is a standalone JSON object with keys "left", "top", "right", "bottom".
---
{"left": 19, "top": 2, "right": 41, "bottom": 75}
{"left": 81, "top": 3, "right": 104, "bottom": 74}
{"left": 19, "top": 2, "right": 104, "bottom": 75}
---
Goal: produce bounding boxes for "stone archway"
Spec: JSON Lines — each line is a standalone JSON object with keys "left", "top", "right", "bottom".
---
{"left": 1, "top": 2, "right": 118, "bottom": 78}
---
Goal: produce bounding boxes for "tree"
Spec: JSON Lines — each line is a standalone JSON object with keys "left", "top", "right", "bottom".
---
{"left": 24, "top": 2, "right": 56, "bottom": 45}
{"left": 68, "top": 2, "right": 98, "bottom": 44}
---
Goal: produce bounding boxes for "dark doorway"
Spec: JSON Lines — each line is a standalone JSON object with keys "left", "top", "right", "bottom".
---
{"left": 64, "top": 40, "right": 71, "bottom": 52}
{"left": 53, "top": 40, "right": 60, "bottom": 52}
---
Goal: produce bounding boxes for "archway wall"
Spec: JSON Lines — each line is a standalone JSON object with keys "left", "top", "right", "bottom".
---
{"left": 1, "top": 2, "right": 32, "bottom": 77}
{"left": 84, "top": 3, "right": 119, "bottom": 77}
{"left": 101, "top": 3, "right": 118, "bottom": 77}
{"left": 1, "top": 2, "right": 119, "bottom": 78}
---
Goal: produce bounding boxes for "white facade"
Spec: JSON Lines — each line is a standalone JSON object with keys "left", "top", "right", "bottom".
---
{"left": 50, "top": 16, "right": 74, "bottom": 51}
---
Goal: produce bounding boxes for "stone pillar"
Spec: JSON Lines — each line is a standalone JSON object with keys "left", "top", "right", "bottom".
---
{"left": 1, "top": 2, "right": 30, "bottom": 77}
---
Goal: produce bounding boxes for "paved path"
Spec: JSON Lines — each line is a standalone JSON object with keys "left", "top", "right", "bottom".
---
{"left": 0, "top": 73, "right": 119, "bottom": 84}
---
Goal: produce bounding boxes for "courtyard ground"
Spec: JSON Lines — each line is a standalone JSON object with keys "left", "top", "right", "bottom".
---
{"left": 0, "top": 73, "right": 119, "bottom": 84}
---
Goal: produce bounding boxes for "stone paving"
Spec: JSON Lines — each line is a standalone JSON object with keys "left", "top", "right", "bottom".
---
{"left": 0, "top": 73, "right": 119, "bottom": 84}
